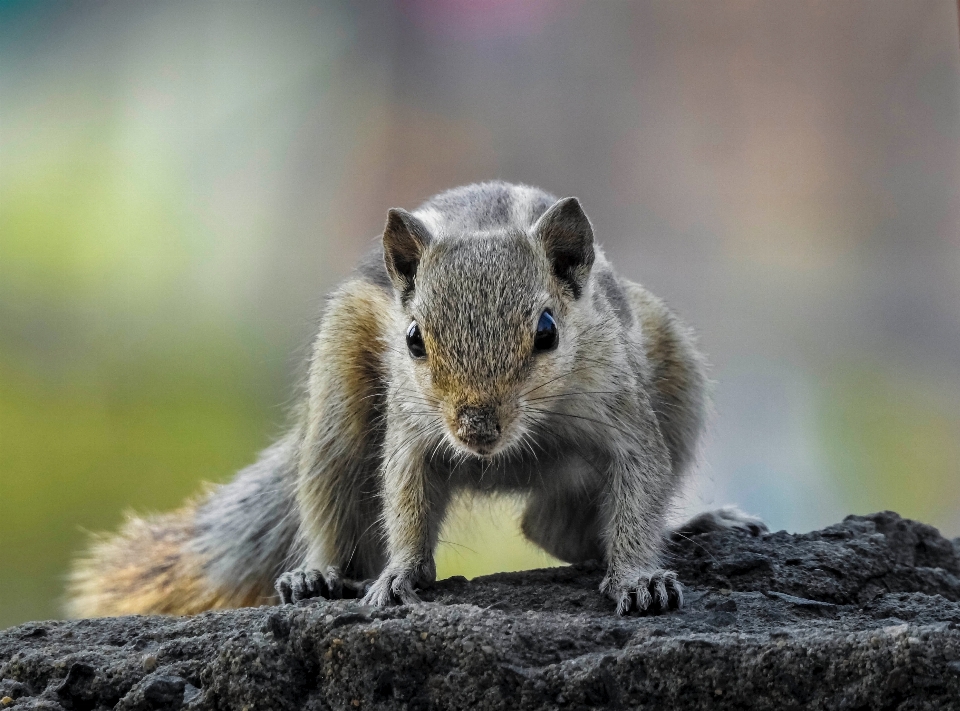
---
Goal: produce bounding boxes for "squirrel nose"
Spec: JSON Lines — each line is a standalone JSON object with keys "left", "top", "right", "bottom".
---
{"left": 455, "top": 405, "right": 501, "bottom": 449}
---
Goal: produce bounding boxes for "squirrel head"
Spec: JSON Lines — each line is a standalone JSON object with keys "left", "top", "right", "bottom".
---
{"left": 382, "top": 197, "right": 597, "bottom": 458}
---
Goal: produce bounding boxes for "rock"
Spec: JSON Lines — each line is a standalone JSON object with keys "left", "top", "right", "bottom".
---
{"left": 2, "top": 511, "right": 959, "bottom": 710}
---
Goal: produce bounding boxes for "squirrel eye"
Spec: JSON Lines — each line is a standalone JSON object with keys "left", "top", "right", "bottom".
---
{"left": 406, "top": 321, "right": 427, "bottom": 359}
{"left": 533, "top": 309, "right": 558, "bottom": 352}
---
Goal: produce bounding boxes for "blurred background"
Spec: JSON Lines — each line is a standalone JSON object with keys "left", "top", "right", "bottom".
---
{"left": 2, "top": 0, "right": 959, "bottom": 628}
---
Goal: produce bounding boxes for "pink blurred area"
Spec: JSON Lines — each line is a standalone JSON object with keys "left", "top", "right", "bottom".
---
{"left": 400, "top": 0, "right": 568, "bottom": 39}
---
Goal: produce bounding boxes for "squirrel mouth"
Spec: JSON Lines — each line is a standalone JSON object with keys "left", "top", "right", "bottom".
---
{"left": 454, "top": 439, "right": 501, "bottom": 459}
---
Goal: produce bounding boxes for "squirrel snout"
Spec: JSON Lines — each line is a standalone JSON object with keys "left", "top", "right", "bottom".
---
{"left": 454, "top": 405, "right": 502, "bottom": 452}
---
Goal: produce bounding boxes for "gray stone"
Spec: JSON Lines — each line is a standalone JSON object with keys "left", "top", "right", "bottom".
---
{"left": 2, "top": 511, "right": 959, "bottom": 710}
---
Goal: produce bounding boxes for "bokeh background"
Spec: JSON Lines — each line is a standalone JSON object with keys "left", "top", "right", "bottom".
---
{"left": 2, "top": 0, "right": 959, "bottom": 628}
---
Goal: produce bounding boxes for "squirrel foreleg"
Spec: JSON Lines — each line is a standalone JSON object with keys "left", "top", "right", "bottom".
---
{"left": 598, "top": 396, "right": 683, "bottom": 615}
{"left": 361, "top": 415, "right": 448, "bottom": 607}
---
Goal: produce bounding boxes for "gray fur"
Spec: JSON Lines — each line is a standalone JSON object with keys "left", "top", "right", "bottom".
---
{"left": 594, "top": 268, "right": 633, "bottom": 329}
{"left": 191, "top": 433, "right": 303, "bottom": 600}
{"left": 415, "top": 181, "right": 555, "bottom": 233}
{"left": 184, "top": 182, "right": 750, "bottom": 616}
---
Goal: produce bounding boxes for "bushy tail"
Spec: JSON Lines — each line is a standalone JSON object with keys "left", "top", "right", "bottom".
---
{"left": 66, "top": 436, "right": 302, "bottom": 618}
{"left": 65, "top": 501, "right": 257, "bottom": 617}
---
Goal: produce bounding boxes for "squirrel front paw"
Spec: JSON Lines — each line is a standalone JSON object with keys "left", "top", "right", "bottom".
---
{"left": 275, "top": 566, "right": 343, "bottom": 604}
{"left": 600, "top": 568, "right": 683, "bottom": 616}
{"left": 360, "top": 567, "right": 425, "bottom": 607}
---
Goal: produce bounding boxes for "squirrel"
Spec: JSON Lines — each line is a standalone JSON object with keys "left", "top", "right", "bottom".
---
{"left": 67, "top": 181, "right": 765, "bottom": 618}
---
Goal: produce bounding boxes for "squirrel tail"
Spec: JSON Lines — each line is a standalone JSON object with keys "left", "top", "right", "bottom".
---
{"left": 65, "top": 498, "right": 256, "bottom": 618}
{"left": 66, "top": 436, "right": 302, "bottom": 618}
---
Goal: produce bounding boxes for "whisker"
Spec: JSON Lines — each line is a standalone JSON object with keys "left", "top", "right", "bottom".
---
{"left": 521, "top": 361, "right": 635, "bottom": 398}
{"left": 520, "top": 406, "right": 636, "bottom": 440}
{"left": 524, "top": 390, "right": 622, "bottom": 403}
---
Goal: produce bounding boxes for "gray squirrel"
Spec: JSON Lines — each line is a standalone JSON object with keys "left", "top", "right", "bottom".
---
{"left": 67, "top": 181, "right": 764, "bottom": 618}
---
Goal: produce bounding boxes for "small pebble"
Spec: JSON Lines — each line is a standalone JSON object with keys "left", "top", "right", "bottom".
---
{"left": 142, "top": 653, "right": 158, "bottom": 672}
{"left": 1, "top": 697, "right": 14, "bottom": 708}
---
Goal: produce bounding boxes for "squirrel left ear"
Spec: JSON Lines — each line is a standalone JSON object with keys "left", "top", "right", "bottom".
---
{"left": 532, "top": 197, "right": 596, "bottom": 299}
{"left": 383, "top": 208, "right": 432, "bottom": 300}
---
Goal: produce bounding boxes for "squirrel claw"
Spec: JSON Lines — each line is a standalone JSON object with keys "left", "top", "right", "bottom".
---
{"left": 275, "top": 566, "right": 343, "bottom": 604}
{"left": 600, "top": 568, "right": 683, "bottom": 616}
{"left": 360, "top": 568, "right": 422, "bottom": 607}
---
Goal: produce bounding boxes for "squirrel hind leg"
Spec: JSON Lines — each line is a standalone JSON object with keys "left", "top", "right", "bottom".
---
{"left": 669, "top": 506, "right": 768, "bottom": 538}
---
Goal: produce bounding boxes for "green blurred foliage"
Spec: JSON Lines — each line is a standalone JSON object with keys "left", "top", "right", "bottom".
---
{"left": 820, "top": 367, "right": 960, "bottom": 526}
{"left": 0, "top": 341, "right": 277, "bottom": 627}
{"left": 1, "top": 131, "right": 194, "bottom": 306}
{"left": 0, "top": 130, "right": 274, "bottom": 626}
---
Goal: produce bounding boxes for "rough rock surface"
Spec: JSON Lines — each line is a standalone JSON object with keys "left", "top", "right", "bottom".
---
{"left": 3, "top": 511, "right": 960, "bottom": 710}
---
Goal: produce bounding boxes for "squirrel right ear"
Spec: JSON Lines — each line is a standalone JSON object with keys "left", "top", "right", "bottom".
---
{"left": 532, "top": 197, "right": 596, "bottom": 299}
{"left": 382, "top": 208, "right": 432, "bottom": 298}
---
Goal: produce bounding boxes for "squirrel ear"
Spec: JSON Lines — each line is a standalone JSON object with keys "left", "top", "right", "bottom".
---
{"left": 532, "top": 197, "right": 595, "bottom": 299}
{"left": 383, "top": 208, "right": 432, "bottom": 298}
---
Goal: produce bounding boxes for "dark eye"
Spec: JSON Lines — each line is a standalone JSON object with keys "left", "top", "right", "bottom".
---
{"left": 533, "top": 309, "right": 558, "bottom": 352}
{"left": 406, "top": 321, "right": 427, "bottom": 359}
